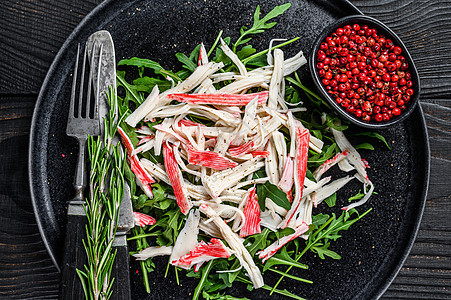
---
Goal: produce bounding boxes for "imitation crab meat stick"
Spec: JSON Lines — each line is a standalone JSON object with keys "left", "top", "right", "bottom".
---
{"left": 204, "top": 157, "right": 265, "bottom": 197}
{"left": 170, "top": 210, "right": 200, "bottom": 264}
{"left": 133, "top": 246, "right": 173, "bottom": 260}
{"left": 268, "top": 49, "right": 286, "bottom": 110}
{"left": 200, "top": 204, "right": 264, "bottom": 288}
{"left": 278, "top": 127, "right": 310, "bottom": 229}
{"left": 265, "top": 141, "right": 279, "bottom": 184}
{"left": 343, "top": 180, "right": 374, "bottom": 211}
{"left": 239, "top": 187, "right": 261, "bottom": 238}
{"left": 213, "top": 132, "right": 233, "bottom": 156}
{"left": 133, "top": 212, "right": 156, "bottom": 227}
{"left": 313, "top": 151, "right": 349, "bottom": 181}
{"left": 171, "top": 62, "right": 224, "bottom": 93}
{"left": 189, "top": 105, "right": 241, "bottom": 127}
{"left": 312, "top": 175, "right": 355, "bottom": 206}
{"left": 218, "top": 76, "right": 268, "bottom": 94}
{"left": 140, "top": 158, "right": 170, "bottom": 185}
{"left": 172, "top": 238, "right": 232, "bottom": 269}
{"left": 198, "top": 42, "right": 208, "bottom": 66}
{"left": 145, "top": 103, "right": 190, "bottom": 121}
{"left": 117, "top": 126, "right": 155, "bottom": 198}
{"left": 228, "top": 141, "right": 254, "bottom": 157}
{"left": 331, "top": 128, "right": 369, "bottom": 183}
{"left": 277, "top": 155, "right": 294, "bottom": 193}
{"left": 185, "top": 144, "right": 238, "bottom": 170}
{"left": 220, "top": 38, "right": 248, "bottom": 77}
{"left": 166, "top": 91, "right": 269, "bottom": 106}
{"left": 163, "top": 143, "right": 192, "bottom": 214}
{"left": 125, "top": 85, "right": 159, "bottom": 127}
{"left": 258, "top": 222, "right": 309, "bottom": 262}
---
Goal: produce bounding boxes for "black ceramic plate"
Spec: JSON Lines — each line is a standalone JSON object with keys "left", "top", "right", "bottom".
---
{"left": 28, "top": 0, "right": 430, "bottom": 299}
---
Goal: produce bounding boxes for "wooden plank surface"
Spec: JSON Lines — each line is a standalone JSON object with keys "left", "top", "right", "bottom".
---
{"left": 0, "top": 0, "right": 450, "bottom": 299}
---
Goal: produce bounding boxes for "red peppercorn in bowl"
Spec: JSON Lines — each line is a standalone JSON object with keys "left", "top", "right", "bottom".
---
{"left": 309, "top": 15, "right": 420, "bottom": 128}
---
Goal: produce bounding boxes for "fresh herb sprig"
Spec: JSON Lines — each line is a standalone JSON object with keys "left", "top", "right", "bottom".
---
{"left": 270, "top": 208, "right": 372, "bottom": 294}
{"left": 232, "top": 3, "right": 292, "bottom": 52}
{"left": 76, "top": 88, "right": 125, "bottom": 300}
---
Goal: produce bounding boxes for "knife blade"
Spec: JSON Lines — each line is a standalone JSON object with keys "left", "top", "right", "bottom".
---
{"left": 86, "top": 30, "right": 133, "bottom": 300}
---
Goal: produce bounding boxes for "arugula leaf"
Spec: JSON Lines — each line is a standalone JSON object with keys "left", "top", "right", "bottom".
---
{"left": 237, "top": 45, "right": 257, "bottom": 60}
{"left": 348, "top": 190, "right": 365, "bottom": 202}
{"left": 193, "top": 260, "right": 215, "bottom": 300}
{"left": 203, "top": 291, "right": 250, "bottom": 300}
{"left": 117, "top": 71, "right": 145, "bottom": 105}
{"left": 233, "top": 3, "right": 291, "bottom": 52}
{"left": 176, "top": 52, "right": 197, "bottom": 72}
{"left": 214, "top": 37, "right": 232, "bottom": 64}
{"left": 118, "top": 57, "right": 164, "bottom": 74}
{"left": 350, "top": 132, "right": 391, "bottom": 150}
{"left": 323, "top": 193, "right": 337, "bottom": 208}
{"left": 311, "top": 242, "right": 341, "bottom": 260}
{"left": 236, "top": 276, "right": 307, "bottom": 300}
{"left": 132, "top": 76, "right": 173, "bottom": 93}
{"left": 311, "top": 213, "right": 330, "bottom": 227}
{"left": 262, "top": 182, "right": 291, "bottom": 210}
{"left": 244, "top": 228, "right": 270, "bottom": 256}
{"left": 263, "top": 247, "right": 308, "bottom": 271}
{"left": 354, "top": 142, "right": 375, "bottom": 150}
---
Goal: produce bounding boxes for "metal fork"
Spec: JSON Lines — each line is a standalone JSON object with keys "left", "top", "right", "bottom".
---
{"left": 59, "top": 42, "right": 102, "bottom": 300}
{"left": 66, "top": 43, "right": 102, "bottom": 204}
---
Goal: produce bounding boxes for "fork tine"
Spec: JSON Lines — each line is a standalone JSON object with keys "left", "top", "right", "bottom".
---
{"left": 77, "top": 46, "right": 88, "bottom": 118}
{"left": 85, "top": 42, "right": 96, "bottom": 119}
{"left": 94, "top": 42, "right": 104, "bottom": 121}
{"left": 69, "top": 44, "right": 80, "bottom": 118}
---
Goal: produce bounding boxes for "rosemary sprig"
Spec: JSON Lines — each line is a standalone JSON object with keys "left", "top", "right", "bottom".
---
{"left": 76, "top": 87, "right": 125, "bottom": 300}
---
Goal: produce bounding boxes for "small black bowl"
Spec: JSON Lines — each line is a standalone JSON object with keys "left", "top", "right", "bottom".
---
{"left": 309, "top": 15, "right": 420, "bottom": 129}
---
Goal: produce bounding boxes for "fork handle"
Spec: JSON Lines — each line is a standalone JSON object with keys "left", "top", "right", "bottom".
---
{"left": 111, "top": 235, "right": 132, "bottom": 300}
{"left": 59, "top": 205, "right": 88, "bottom": 300}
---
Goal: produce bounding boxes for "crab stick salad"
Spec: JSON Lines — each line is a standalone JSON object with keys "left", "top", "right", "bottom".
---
{"left": 120, "top": 39, "right": 374, "bottom": 290}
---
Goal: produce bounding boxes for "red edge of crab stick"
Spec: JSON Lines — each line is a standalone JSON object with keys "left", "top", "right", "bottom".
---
{"left": 163, "top": 143, "right": 192, "bottom": 214}
{"left": 239, "top": 187, "right": 261, "bottom": 238}
{"left": 133, "top": 211, "right": 156, "bottom": 227}
{"left": 258, "top": 222, "right": 309, "bottom": 262}
{"left": 185, "top": 144, "right": 238, "bottom": 170}
{"left": 250, "top": 150, "right": 270, "bottom": 158}
{"left": 166, "top": 91, "right": 269, "bottom": 106}
{"left": 172, "top": 238, "right": 231, "bottom": 269}
{"left": 229, "top": 141, "right": 254, "bottom": 157}
{"left": 118, "top": 126, "right": 155, "bottom": 198}
{"left": 279, "top": 127, "right": 310, "bottom": 229}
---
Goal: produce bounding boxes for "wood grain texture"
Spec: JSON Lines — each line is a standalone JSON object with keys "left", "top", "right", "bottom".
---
{"left": 0, "top": 96, "right": 59, "bottom": 299}
{"left": 0, "top": 0, "right": 103, "bottom": 94}
{"left": 0, "top": 0, "right": 449, "bottom": 299}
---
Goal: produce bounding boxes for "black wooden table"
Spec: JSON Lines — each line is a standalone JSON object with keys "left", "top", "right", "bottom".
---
{"left": 0, "top": 0, "right": 450, "bottom": 299}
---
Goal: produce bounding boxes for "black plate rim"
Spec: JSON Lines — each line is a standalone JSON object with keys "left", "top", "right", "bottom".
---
{"left": 27, "top": 1, "right": 430, "bottom": 299}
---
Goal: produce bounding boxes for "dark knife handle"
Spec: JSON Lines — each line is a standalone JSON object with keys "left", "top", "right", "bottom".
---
{"left": 59, "top": 207, "right": 88, "bottom": 300}
{"left": 111, "top": 235, "right": 132, "bottom": 300}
